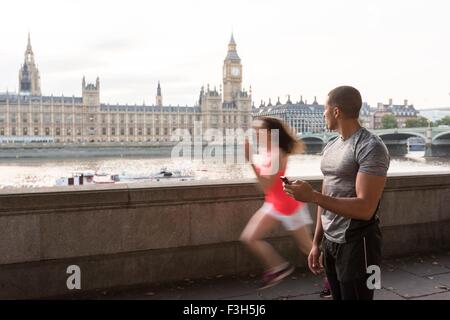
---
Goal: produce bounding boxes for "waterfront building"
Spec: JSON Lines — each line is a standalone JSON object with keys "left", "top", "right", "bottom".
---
{"left": 0, "top": 34, "right": 252, "bottom": 143}
{"left": 371, "top": 99, "right": 419, "bottom": 129}
{"left": 252, "top": 96, "right": 325, "bottom": 134}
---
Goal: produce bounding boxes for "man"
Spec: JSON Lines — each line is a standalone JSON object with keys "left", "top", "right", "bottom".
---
{"left": 284, "top": 86, "right": 390, "bottom": 300}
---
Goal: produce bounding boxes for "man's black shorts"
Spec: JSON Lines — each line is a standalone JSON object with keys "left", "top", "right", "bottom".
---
{"left": 322, "top": 226, "right": 382, "bottom": 282}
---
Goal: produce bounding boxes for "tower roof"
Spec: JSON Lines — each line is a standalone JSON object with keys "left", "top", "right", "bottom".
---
{"left": 225, "top": 33, "right": 240, "bottom": 62}
{"left": 25, "top": 32, "right": 34, "bottom": 56}
{"left": 229, "top": 33, "right": 236, "bottom": 46}
{"left": 157, "top": 81, "right": 162, "bottom": 96}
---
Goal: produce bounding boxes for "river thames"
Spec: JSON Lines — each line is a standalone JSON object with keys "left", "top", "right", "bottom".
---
{"left": 1, "top": 150, "right": 450, "bottom": 189}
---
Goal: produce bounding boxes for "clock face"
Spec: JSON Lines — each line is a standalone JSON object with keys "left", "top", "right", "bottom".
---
{"left": 231, "top": 67, "right": 240, "bottom": 77}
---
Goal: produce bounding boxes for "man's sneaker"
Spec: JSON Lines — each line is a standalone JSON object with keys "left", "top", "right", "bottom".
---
{"left": 258, "top": 263, "right": 295, "bottom": 290}
{"left": 320, "top": 277, "right": 332, "bottom": 298}
{"left": 319, "top": 287, "right": 332, "bottom": 298}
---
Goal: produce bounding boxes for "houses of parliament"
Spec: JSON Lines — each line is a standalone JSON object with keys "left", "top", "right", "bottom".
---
{"left": 0, "top": 34, "right": 252, "bottom": 143}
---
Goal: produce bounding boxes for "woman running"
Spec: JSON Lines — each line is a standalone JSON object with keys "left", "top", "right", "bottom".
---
{"left": 240, "top": 116, "right": 314, "bottom": 290}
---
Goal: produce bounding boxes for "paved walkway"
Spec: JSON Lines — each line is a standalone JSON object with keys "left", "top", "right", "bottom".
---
{"left": 95, "top": 251, "right": 450, "bottom": 300}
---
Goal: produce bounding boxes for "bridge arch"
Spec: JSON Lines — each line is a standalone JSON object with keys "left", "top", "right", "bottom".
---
{"left": 298, "top": 136, "right": 326, "bottom": 144}
{"left": 327, "top": 135, "right": 338, "bottom": 143}
{"left": 377, "top": 132, "right": 426, "bottom": 142}
{"left": 432, "top": 131, "right": 450, "bottom": 142}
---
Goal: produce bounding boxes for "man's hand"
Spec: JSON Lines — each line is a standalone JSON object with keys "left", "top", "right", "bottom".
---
{"left": 283, "top": 179, "right": 317, "bottom": 203}
{"left": 308, "top": 245, "right": 323, "bottom": 275}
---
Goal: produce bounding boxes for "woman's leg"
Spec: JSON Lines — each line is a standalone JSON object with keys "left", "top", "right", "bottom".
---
{"left": 240, "top": 208, "right": 286, "bottom": 270}
{"left": 291, "top": 225, "right": 313, "bottom": 256}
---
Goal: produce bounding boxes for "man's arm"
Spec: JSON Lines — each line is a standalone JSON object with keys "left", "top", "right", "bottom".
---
{"left": 312, "top": 184, "right": 324, "bottom": 246}
{"left": 307, "top": 184, "right": 325, "bottom": 274}
{"left": 284, "top": 172, "right": 387, "bottom": 221}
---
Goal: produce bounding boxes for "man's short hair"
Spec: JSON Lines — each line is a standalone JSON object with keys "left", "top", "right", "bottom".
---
{"left": 328, "top": 86, "right": 362, "bottom": 119}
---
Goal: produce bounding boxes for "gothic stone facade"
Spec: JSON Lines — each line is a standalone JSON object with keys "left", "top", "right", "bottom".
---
{"left": 0, "top": 34, "right": 252, "bottom": 143}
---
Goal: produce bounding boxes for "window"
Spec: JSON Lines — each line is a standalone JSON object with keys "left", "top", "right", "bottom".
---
{"left": 129, "top": 128, "right": 134, "bottom": 135}
{"left": 120, "top": 128, "right": 125, "bottom": 136}
{"left": 66, "top": 128, "right": 72, "bottom": 136}
{"left": 102, "top": 128, "right": 107, "bottom": 135}
{"left": 147, "top": 127, "right": 151, "bottom": 135}
{"left": 56, "top": 128, "right": 61, "bottom": 136}
{"left": 111, "top": 127, "right": 116, "bottom": 136}
{"left": 34, "top": 128, "right": 39, "bottom": 136}
{"left": 44, "top": 114, "right": 51, "bottom": 124}
{"left": 45, "top": 127, "right": 50, "bottom": 136}
{"left": 0, "top": 128, "right": 4, "bottom": 135}
{"left": 138, "top": 128, "right": 142, "bottom": 136}
{"left": 12, "top": 128, "right": 16, "bottom": 136}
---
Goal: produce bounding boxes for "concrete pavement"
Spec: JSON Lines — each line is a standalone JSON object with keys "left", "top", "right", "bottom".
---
{"left": 90, "top": 251, "right": 450, "bottom": 300}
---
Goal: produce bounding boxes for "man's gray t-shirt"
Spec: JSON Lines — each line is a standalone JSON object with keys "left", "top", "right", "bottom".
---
{"left": 320, "top": 127, "right": 390, "bottom": 243}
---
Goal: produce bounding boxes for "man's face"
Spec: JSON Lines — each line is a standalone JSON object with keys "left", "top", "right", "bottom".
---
{"left": 324, "top": 97, "right": 338, "bottom": 131}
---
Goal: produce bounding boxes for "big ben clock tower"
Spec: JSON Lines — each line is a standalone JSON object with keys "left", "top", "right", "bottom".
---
{"left": 223, "top": 33, "right": 242, "bottom": 104}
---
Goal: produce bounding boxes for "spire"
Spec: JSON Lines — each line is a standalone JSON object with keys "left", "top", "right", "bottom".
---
{"left": 157, "top": 81, "right": 162, "bottom": 96}
{"left": 21, "top": 32, "right": 41, "bottom": 96}
{"left": 225, "top": 33, "right": 240, "bottom": 62}
{"left": 156, "top": 81, "right": 163, "bottom": 106}
{"left": 286, "top": 95, "right": 292, "bottom": 104}
{"left": 229, "top": 33, "right": 236, "bottom": 46}
{"left": 25, "top": 32, "right": 34, "bottom": 59}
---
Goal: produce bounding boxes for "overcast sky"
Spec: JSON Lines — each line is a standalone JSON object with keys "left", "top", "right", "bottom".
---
{"left": 1, "top": 0, "right": 449, "bottom": 109}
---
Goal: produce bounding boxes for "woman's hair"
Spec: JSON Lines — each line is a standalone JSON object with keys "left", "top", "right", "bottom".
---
{"left": 255, "top": 116, "right": 305, "bottom": 154}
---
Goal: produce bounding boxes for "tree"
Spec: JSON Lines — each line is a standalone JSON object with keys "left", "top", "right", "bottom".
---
{"left": 435, "top": 116, "right": 450, "bottom": 126}
{"left": 405, "top": 116, "right": 430, "bottom": 128}
{"left": 381, "top": 114, "right": 398, "bottom": 129}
